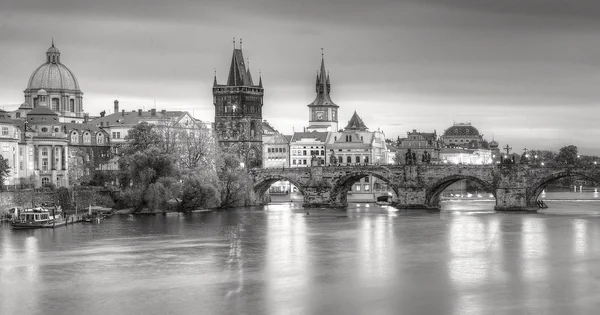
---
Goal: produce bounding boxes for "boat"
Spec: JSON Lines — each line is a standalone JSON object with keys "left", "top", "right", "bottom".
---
{"left": 11, "top": 207, "right": 66, "bottom": 229}
{"left": 376, "top": 195, "right": 393, "bottom": 205}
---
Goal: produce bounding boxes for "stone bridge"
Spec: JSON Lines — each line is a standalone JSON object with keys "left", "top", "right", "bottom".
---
{"left": 249, "top": 165, "right": 600, "bottom": 211}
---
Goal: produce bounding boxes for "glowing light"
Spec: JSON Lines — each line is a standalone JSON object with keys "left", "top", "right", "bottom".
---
{"left": 541, "top": 162, "right": 545, "bottom": 166}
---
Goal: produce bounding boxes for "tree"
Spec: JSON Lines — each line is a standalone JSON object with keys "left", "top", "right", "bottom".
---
{"left": 123, "top": 122, "right": 162, "bottom": 154}
{"left": 178, "top": 170, "right": 220, "bottom": 211}
{"left": 217, "top": 148, "right": 255, "bottom": 208}
{"left": 0, "top": 155, "right": 10, "bottom": 190}
{"left": 556, "top": 145, "right": 578, "bottom": 165}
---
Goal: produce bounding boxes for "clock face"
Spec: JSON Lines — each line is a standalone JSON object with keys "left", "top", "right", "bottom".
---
{"left": 315, "top": 110, "right": 325, "bottom": 120}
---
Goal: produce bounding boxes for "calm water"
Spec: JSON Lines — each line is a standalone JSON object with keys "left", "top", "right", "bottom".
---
{"left": 2, "top": 196, "right": 600, "bottom": 315}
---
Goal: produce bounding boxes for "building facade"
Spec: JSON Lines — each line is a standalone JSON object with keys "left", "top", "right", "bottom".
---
{"left": 213, "top": 41, "right": 264, "bottom": 168}
{"left": 394, "top": 129, "right": 441, "bottom": 164}
{"left": 262, "top": 120, "right": 290, "bottom": 169}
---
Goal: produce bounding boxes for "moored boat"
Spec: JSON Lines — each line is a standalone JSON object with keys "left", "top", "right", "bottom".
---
{"left": 11, "top": 207, "right": 66, "bottom": 229}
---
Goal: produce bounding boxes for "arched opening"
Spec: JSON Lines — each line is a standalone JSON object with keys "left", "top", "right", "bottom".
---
{"left": 426, "top": 175, "right": 496, "bottom": 210}
{"left": 331, "top": 172, "right": 398, "bottom": 206}
{"left": 254, "top": 175, "right": 305, "bottom": 204}
{"left": 527, "top": 171, "right": 600, "bottom": 208}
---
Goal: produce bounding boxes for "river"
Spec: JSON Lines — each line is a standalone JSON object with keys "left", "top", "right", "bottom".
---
{"left": 2, "top": 194, "right": 600, "bottom": 315}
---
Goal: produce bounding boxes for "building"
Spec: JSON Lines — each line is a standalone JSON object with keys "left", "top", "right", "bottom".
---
{"left": 439, "top": 122, "right": 493, "bottom": 165}
{"left": 289, "top": 132, "right": 329, "bottom": 167}
{"left": 306, "top": 54, "right": 339, "bottom": 132}
{"left": 213, "top": 40, "right": 264, "bottom": 168}
{"left": 17, "top": 40, "right": 86, "bottom": 123}
{"left": 394, "top": 129, "right": 441, "bottom": 164}
{"left": 262, "top": 121, "right": 290, "bottom": 169}
{"left": 326, "top": 111, "right": 387, "bottom": 166}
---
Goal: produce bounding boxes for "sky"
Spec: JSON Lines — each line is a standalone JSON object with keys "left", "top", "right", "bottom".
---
{"left": 1, "top": 0, "right": 600, "bottom": 154}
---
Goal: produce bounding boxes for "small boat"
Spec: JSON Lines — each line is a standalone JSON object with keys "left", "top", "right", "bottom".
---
{"left": 11, "top": 207, "right": 66, "bottom": 229}
{"left": 376, "top": 195, "right": 393, "bottom": 205}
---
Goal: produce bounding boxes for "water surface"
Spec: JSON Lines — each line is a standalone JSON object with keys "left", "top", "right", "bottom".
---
{"left": 2, "top": 199, "right": 600, "bottom": 315}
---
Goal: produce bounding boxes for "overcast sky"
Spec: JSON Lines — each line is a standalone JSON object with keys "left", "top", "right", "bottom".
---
{"left": 1, "top": 0, "right": 600, "bottom": 154}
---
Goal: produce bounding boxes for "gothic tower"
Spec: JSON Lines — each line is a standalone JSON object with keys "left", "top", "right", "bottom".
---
{"left": 213, "top": 40, "right": 264, "bottom": 168}
{"left": 306, "top": 52, "right": 339, "bottom": 132}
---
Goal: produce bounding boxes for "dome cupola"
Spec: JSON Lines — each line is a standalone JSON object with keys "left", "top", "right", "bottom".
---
{"left": 46, "top": 39, "right": 61, "bottom": 64}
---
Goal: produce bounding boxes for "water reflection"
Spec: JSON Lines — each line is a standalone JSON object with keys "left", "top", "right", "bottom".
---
{"left": 3, "top": 203, "right": 600, "bottom": 315}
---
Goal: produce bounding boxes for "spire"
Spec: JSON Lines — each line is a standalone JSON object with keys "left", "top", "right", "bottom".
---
{"left": 213, "top": 69, "right": 217, "bottom": 87}
{"left": 52, "top": 37, "right": 55, "bottom": 47}
{"left": 226, "top": 40, "right": 255, "bottom": 86}
{"left": 308, "top": 49, "right": 337, "bottom": 107}
{"left": 246, "top": 58, "right": 254, "bottom": 85}
{"left": 258, "top": 70, "right": 263, "bottom": 87}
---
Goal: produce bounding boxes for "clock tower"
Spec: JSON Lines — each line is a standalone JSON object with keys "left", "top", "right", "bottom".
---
{"left": 306, "top": 52, "right": 339, "bottom": 132}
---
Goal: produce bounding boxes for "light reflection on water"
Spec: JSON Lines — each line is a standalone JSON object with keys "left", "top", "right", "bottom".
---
{"left": 2, "top": 200, "right": 600, "bottom": 315}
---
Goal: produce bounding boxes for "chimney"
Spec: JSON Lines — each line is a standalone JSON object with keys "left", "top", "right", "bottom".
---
{"left": 122, "top": 109, "right": 125, "bottom": 117}
{"left": 151, "top": 108, "right": 156, "bottom": 116}
{"left": 138, "top": 109, "right": 142, "bottom": 116}
{"left": 100, "top": 110, "right": 105, "bottom": 117}
{"left": 114, "top": 100, "right": 119, "bottom": 113}
{"left": 161, "top": 110, "right": 166, "bottom": 115}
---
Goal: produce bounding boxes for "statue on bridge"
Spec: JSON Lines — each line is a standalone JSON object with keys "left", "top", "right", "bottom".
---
{"left": 405, "top": 149, "right": 417, "bottom": 165}
{"left": 329, "top": 150, "right": 337, "bottom": 166}
{"left": 422, "top": 150, "right": 431, "bottom": 164}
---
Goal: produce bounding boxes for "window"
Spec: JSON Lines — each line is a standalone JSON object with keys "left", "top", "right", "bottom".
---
{"left": 117, "top": 132, "right": 121, "bottom": 139}
{"left": 355, "top": 185, "right": 361, "bottom": 191}
{"left": 338, "top": 156, "right": 342, "bottom": 164}
{"left": 293, "top": 159, "right": 296, "bottom": 165}
{"left": 320, "top": 150, "right": 324, "bottom": 155}
{"left": 71, "top": 132, "right": 78, "bottom": 143}
{"left": 303, "top": 160, "right": 307, "bottom": 165}
{"left": 1, "top": 127, "right": 8, "bottom": 136}
{"left": 356, "top": 156, "right": 360, "bottom": 163}
{"left": 347, "top": 156, "right": 352, "bottom": 163}
{"left": 42, "top": 177, "right": 50, "bottom": 185}
{"left": 303, "top": 150, "right": 306, "bottom": 155}
{"left": 41, "top": 148, "right": 48, "bottom": 156}
{"left": 70, "top": 99, "right": 75, "bottom": 112}
{"left": 2, "top": 143, "right": 9, "bottom": 151}
{"left": 365, "top": 157, "right": 369, "bottom": 164}
{"left": 41, "top": 127, "right": 48, "bottom": 132}
{"left": 83, "top": 132, "right": 91, "bottom": 144}
{"left": 283, "top": 148, "right": 286, "bottom": 152}
{"left": 52, "top": 98, "right": 59, "bottom": 111}
{"left": 97, "top": 133, "right": 104, "bottom": 144}
{"left": 364, "top": 176, "right": 369, "bottom": 183}
{"left": 364, "top": 185, "right": 370, "bottom": 191}
{"left": 19, "top": 162, "right": 23, "bottom": 170}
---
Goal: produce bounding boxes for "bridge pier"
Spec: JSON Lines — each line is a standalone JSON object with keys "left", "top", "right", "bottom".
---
{"left": 494, "top": 188, "right": 536, "bottom": 211}
{"left": 392, "top": 187, "right": 433, "bottom": 209}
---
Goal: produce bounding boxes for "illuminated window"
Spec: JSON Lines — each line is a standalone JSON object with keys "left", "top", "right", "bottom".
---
{"left": 41, "top": 177, "right": 50, "bottom": 185}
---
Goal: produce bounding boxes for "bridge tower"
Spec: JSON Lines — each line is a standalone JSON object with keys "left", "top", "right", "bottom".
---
{"left": 306, "top": 50, "right": 339, "bottom": 132}
{"left": 213, "top": 39, "right": 264, "bottom": 168}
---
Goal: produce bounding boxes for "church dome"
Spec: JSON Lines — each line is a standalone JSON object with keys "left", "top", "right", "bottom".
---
{"left": 489, "top": 140, "right": 499, "bottom": 148}
{"left": 443, "top": 123, "right": 480, "bottom": 137}
{"left": 27, "top": 63, "right": 80, "bottom": 91}
{"left": 26, "top": 42, "right": 80, "bottom": 92}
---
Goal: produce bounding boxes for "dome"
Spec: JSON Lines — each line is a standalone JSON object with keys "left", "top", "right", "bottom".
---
{"left": 443, "top": 124, "right": 480, "bottom": 137}
{"left": 27, "top": 63, "right": 80, "bottom": 91}
{"left": 47, "top": 45, "right": 60, "bottom": 54}
{"left": 37, "top": 88, "right": 47, "bottom": 96}
{"left": 489, "top": 140, "right": 499, "bottom": 148}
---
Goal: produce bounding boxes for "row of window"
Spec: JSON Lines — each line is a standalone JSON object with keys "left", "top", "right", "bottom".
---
{"left": 267, "top": 147, "right": 286, "bottom": 153}
{"left": 33, "top": 97, "right": 77, "bottom": 112}
{"left": 292, "top": 150, "right": 325, "bottom": 156}
{"left": 331, "top": 156, "right": 370, "bottom": 164}
{"left": 71, "top": 131, "right": 107, "bottom": 144}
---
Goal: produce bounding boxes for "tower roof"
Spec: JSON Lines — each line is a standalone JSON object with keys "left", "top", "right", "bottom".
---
{"left": 308, "top": 53, "right": 337, "bottom": 107}
{"left": 226, "top": 48, "right": 256, "bottom": 86}
{"left": 344, "top": 111, "right": 368, "bottom": 131}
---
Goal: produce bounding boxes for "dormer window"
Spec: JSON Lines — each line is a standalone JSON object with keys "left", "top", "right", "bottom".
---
{"left": 41, "top": 127, "right": 48, "bottom": 132}
{"left": 83, "top": 132, "right": 91, "bottom": 144}
{"left": 71, "top": 131, "right": 78, "bottom": 143}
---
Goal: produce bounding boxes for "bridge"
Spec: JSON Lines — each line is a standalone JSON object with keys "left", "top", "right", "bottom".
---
{"left": 249, "top": 165, "right": 600, "bottom": 211}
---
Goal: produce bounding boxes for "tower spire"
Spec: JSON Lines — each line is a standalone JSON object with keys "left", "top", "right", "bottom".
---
{"left": 240, "top": 38, "right": 243, "bottom": 50}
{"left": 233, "top": 37, "right": 235, "bottom": 49}
{"left": 52, "top": 37, "right": 55, "bottom": 47}
{"left": 258, "top": 69, "right": 263, "bottom": 88}
{"left": 213, "top": 68, "right": 217, "bottom": 86}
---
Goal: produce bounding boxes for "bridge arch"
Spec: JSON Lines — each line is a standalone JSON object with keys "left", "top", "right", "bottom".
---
{"left": 426, "top": 175, "right": 496, "bottom": 207}
{"left": 527, "top": 170, "right": 600, "bottom": 206}
{"left": 330, "top": 170, "right": 399, "bottom": 205}
{"left": 253, "top": 175, "right": 306, "bottom": 199}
